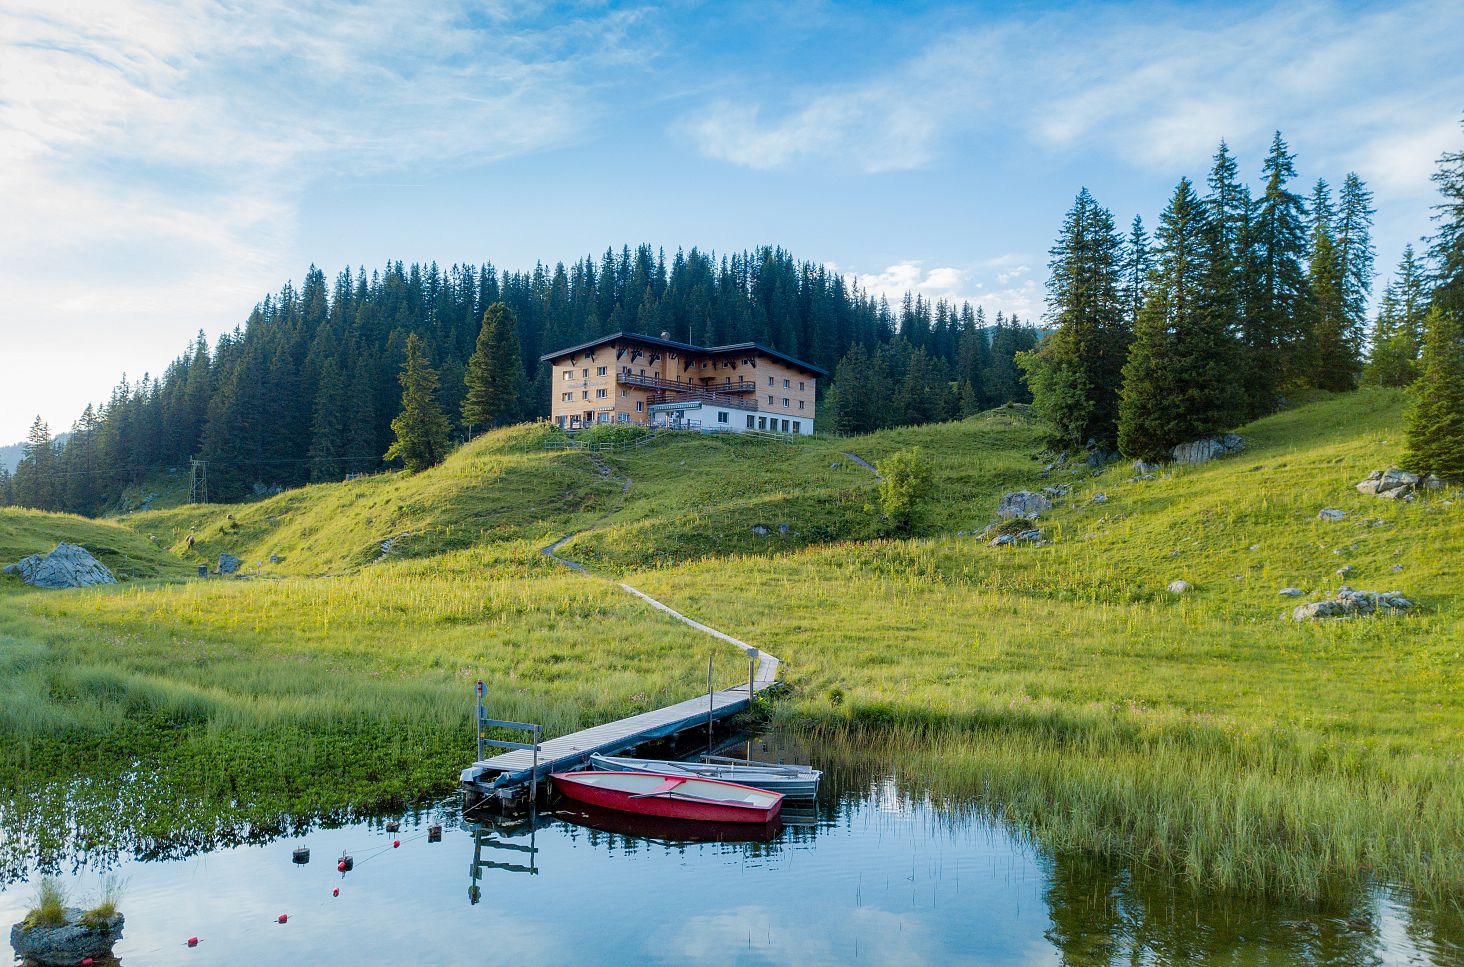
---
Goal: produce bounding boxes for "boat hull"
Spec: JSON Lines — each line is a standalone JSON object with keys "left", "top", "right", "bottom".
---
{"left": 590, "top": 754, "right": 821, "bottom": 799}
{"left": 551, "top": 771, "right": 782, "bottom": 824}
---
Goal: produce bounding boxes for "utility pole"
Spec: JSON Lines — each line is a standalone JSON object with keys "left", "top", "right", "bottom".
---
{"left": 188, "top": 458, "right": 208, "bottom": 505}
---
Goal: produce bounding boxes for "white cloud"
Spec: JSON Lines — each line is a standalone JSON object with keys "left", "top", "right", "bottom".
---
{"left": 679, "top": 0, "right": 1464, "bottom": 202}
{"left": 851, "top": 258, "right": 1041, "bottom": 322}
{"left": 0, "top": 0, "right": 652, "bottom": 439}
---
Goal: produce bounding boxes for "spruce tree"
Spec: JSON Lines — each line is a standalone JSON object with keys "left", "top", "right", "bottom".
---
{"left": 13, "top": 416, "right": 58, "bottom": 510}
{"left": 1306, "top": 226, "right": 1356, "bottom": 390}
{"left": 1365, "top": 245, "right": 1430, "bottom": 386}
{"left": 1118, "top": 178, "right": 1242, "bottom": 460}
{"left": 1022, "top": 188, "right": 1128, "bottom": 450}
{"left": 1204, "top": 140, "right": 1250, "bottom": 342}
{"left": 1429, "top": 118, "right": 1464, "bottom": 324}
{"left": 384, "top": 333, "right": 451, "bottom": 473}
{"left": 1401, "top": 305, "right": 1464, "bottom": 479}
{"left": 0, "top": 465, "right": 11, "bottom": 506}
{"left": 308, "top": 358, "right": 347, "bottom": 482}
{"left": 1119, "top": 215, "right": 1151, "bottom": 328}
{"left": 461, "top": 302, "right": 523, "bottom": 432}
{"left": 1244, "top": 132, "right": 1309, "bottom": 416}
{"left": 1335, "top": 172, "right": 1376, "bottom": 336}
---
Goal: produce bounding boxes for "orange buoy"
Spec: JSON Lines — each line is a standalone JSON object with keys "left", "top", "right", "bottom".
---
{"left": 332, "top": 888, "right": 339, "bottom": 897}
{"left": 277, "top": 914, "right": 289, "bottom": 924}
{"left": 187, "top": 937, "right": 199, "bottom": 947}
{"left": 392, "top": 839, "right": 400, "bottom": 848}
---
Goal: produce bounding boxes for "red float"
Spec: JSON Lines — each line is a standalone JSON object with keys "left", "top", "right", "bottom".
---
{"left": 277, "top": 914, "right": 289, "bottom": 924}
{"left": 332, "top": 888, "right": 339, "bottom": 897}
{"left": 392, "top": 839, "right": 400, "bottom": 848}
{"left": 187, "top": 937, "right": 199, "bottom": 947}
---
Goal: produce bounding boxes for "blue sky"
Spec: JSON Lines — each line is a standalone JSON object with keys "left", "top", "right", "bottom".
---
{"left": 2, "top": 0, "right": 1462, "bottom": 442}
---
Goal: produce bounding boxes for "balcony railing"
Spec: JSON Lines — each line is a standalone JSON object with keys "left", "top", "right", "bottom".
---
{"left": 617, "top": 371, "right": 755, "bottom": 395}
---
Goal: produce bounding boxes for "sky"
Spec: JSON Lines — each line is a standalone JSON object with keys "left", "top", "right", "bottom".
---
{"left": 1, "top": 0, "right": 1462, "bottom": 443}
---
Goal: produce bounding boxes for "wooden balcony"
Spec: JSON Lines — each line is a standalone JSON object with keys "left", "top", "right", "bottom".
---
{"left": 617, "top": 371, "right": 756, "bottom": 395}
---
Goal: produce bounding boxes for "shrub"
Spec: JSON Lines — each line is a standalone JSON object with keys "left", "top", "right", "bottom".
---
{"left": 874, "top": 447, "right": 933, "bottom": 533}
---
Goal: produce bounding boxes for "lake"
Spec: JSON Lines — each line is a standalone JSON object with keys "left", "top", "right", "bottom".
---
{"left": 3, "top": 729, "right": 1458, "bottom": 965}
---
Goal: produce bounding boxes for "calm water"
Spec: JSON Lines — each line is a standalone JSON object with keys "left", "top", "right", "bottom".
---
{"left": 2, "top": 730, "right": 1459, "bottom": 966}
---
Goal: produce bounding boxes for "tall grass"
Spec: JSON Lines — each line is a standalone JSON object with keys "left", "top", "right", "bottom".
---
{"left": 24, "top": 877, "right": 68, "bottom": 928}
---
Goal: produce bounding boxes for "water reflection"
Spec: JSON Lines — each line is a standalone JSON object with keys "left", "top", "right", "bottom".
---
{"left": 0, "top": 729, "right": 1457, "bottom": 966}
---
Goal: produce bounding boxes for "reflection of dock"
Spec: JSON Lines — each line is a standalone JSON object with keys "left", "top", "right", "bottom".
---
{"left": 467, "top": 814, "right": 543, "bottom": 902}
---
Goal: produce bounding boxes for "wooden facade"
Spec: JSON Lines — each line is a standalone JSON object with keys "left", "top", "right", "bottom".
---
{"left": 541, "top": 332, "right": 825, "bottom": 434}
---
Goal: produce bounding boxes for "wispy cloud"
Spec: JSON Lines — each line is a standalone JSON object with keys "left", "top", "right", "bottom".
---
{"left": 843, "top": 257, "right": 1041, "bottom": 322}
{"left": 680, "top": 0, "right": 1464, "bottom": 197}
{"left": 0, "top": 0, "right": 652, "bottom": 435}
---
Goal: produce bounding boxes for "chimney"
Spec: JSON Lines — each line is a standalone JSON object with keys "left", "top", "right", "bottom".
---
{"left": 660, "top": 331, "right": 670, "bottom": 340}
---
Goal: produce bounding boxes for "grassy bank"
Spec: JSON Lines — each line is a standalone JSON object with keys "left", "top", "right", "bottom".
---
{"left": 1, "top": 390, "right": 1459, "bottom": 903}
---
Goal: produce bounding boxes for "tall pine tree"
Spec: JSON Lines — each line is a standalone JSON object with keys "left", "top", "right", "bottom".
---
{"left": 1118, "top": 179, "right": 1242, "bottom": 460}
{"left": 462, "top": 302, "right": 524, "bottom": 432}
{"left": 1366, "top": 245, "right": 1431, "bottom": 386}
{"left": 1244, "top": 131, "right": 1309, "bottom": 416}
{"left": 384, "top": 333, "right": 451, "bottom": 473}
{"left": 1401, "top": 305, "right": 1464, "bottom": 479}
{"left": 1022, "top": 188, "right": 1128, "bottom": 450}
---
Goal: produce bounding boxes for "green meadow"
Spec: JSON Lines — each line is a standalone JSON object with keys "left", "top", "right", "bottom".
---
{"left": 1, "top": 389, "right": 1459, "bottom": 903}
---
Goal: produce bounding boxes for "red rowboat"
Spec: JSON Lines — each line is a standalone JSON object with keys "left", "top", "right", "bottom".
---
{"left": 551, "top": 770, "right": 783, "bottom": 823}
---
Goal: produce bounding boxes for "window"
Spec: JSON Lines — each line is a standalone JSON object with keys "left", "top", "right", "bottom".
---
{"left": 717, "top": 411, "right": 729, "bottom": 424}
{"left": 596, "top": 389, "right": 607, "bottom": 399}
{"left": 563, "top": 369, "right": 573, "bottom": 381}
{"left": 782, "top": 398, "right": 789, "bottom": 408}
{"left": 758, "top": 417, "right": 767, "bottom": 430}
{"left": 799, "top": 381, "right": 805, "bottom": 391}
{"left": 783, "top": 378, "right": 789, "bottom": 388}
{"left": 617, "top": 412, "right": 629, "bottom": 423}
{"left": 793, "top": 421, "right": 801, "bottom": 433}
{"left": 556, "top": 416, "right": 565, "bottom": 427}
{"left": 597, "top": 412, "right": 609, "bottom": 423}
{"left": 768, "top": 376, "right": 774, "bottom": 386}
{"left": 768, "top": 395, "right": 774, "bottom": 404}
{"left": 635, "top": 400, "right": 644, "bottom": 412}
{"left": 799, "top": 400, "right": 805, "bottom": 410}
{"left": 781, "top": 419, "right": 790, "bottom": 432}
{"left": 561, "top": 392, "right": 572, "bottom": 402}
{"left": 582, "top": 368, "right": 589, "bottom": 378}
{"left": 597, "top": 366, "right": 607, "bottom": 377}
{"left": 746, "top": 415, "right": 755, "bottom": 429}
{"left": 620, "top": 388, "right": 627, "bottom": 397}
{"left": 582, "top": 390, "right": 589, "bottom": 400}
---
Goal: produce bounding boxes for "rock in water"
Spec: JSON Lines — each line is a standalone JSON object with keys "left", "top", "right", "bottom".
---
{"left": 11, "top": 909, "right": 124, "bottom": 965}
{"left": 217, "top": 554, "right": 242, "bottom": 574}
{"left": 3, "top": 544, "right": 116, "bottom": 589}
{"left": 997, "top": 491, "right": 1053, "bottom": 519}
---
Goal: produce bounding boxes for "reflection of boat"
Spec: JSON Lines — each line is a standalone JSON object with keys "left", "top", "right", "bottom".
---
{"left": 556, "top": 802, "right": 783, "bottom": 843}
{"left": 590, "top": 753, "right": 822, "bottom": 799}
{"left": 551, "top": 771, "right": 782, "bottom": 823}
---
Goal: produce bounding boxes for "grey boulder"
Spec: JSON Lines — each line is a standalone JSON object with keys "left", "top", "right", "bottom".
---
{"left": 217, "top": 553, "right": 243, "bottom": 574}
{"left": 11, "top": 909, "right": 124, "bottom": 965}
{"left": 1291, "top": 587, "right": 1412, "bottom": 621}
{"left": 997, "top": 491, "right": 1052, "bottom": 519}
{"left": 3, "top": 544, "right": 116, "bottom": 589}
{"left": 1317, "top": 508, "right": 1347, "bottom": 521}
{"left": 1171, "top": 433, "right": 1245, "bottom": 465}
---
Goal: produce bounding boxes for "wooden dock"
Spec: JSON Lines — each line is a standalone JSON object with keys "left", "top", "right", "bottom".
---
{"left": 461, "top": 586, "right": 781, "bottom": 801}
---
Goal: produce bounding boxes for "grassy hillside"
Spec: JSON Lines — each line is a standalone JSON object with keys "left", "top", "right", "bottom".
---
{"left": 0, "top": 508, "right": 191, "bottom": 583}
{"left": 0, "top": 389, "right": 1459, "bottom": 903}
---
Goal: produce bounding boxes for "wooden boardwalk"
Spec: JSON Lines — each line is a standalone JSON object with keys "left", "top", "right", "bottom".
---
{"left": 462, "top": 511, "right": 781, "bottom": 799}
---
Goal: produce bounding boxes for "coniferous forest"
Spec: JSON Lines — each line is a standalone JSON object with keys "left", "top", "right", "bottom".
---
{"left": 3, "top": 246, "right": 1038, "bottom": 509}
{"left": 7, "top": 126, "right": 1464, "bottom": 515}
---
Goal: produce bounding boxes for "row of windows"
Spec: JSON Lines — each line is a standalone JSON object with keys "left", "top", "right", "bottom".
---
{"left": 766, "top": 376, "right": 806, "bottom": 391}
{"left": 764, "top": 395, "right": 805, "bottom": 409}
{"left": 561, "top": 389, "right": 612, "bottom": 402}
{"left": 554, "top": 412, "right": 804, "bottom": 434}
{"left": 562, "top": 366, "right": 610, "bottom": 380}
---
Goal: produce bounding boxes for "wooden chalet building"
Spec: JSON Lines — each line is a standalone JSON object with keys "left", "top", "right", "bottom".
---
{"left": 541, "top": 332, "right": 826, "bottom": 434}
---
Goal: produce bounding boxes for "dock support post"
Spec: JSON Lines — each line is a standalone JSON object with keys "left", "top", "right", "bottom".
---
{"left": 708, "top": 654, "right": 714, "bottom": 749}
{"left": 475, "top": 680, "right": 487, "bottom": 762}
{"left": 746, "top": 646, "right": 758, "bottom": 707}
{"left": 530, "top": 725, "right": 542, "bottom": 804}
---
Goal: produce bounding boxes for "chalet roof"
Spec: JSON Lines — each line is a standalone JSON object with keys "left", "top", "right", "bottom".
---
{"left": 540, "top": 331, "right": 828, "bottom": 377}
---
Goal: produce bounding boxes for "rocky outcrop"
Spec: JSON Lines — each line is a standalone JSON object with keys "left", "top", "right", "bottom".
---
{"left": 997, "top": 491, "right": 1052, "bottom": 519}
{"left": 3, "top": 544, "right": 116, "bottom": 589}
{"left": 989, "top": 528, "right": 1043, "bottom": 547}
{"left": 11, "top": 909, "right": 124, "bottom": 965}
{"left": 1317, "top": 508, "right": 1347, "bottom": 521}
{"left": 1171, "top": 433, "right": 1245, "bottom": 465}
{"left": 217, "top": 553, "right": 242, "bottom": 574}
{"left": 1355, "top": 467, "right": 1445, "bottom": 500}
{"left": 1290, "top": 587, "right": 1413, "bottom": 621}
{"left": 1167, "top": 580, "right": 1192, "bottom": 594}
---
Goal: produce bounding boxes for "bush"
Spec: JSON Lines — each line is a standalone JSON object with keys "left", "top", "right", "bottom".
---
{"left": 580, "top": 424, "right": 651, "bottom": 447}
{"left": 874, "top": 447, "right": 933, "bottom": 534}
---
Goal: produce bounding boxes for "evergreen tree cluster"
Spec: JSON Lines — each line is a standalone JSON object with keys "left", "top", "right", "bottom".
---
{"left": 1027, "top": 133, "right": 1380, "bottom": 461}
{"left": 5, "top": 245, "right": 1034, "bottom": 511}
